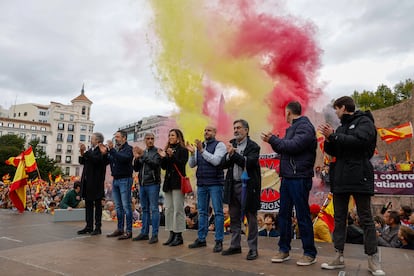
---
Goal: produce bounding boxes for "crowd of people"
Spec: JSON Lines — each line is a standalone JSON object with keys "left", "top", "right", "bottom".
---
{"left": 3, "top": 97, "right": 414, "bottom": 276}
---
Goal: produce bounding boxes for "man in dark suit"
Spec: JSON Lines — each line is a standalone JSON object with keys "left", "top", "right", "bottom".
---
{"left": 77, "top": 132, "right": 109, "bottom": 235}
{"left": 221, "top": 119, "right": 261, "bottom": 260}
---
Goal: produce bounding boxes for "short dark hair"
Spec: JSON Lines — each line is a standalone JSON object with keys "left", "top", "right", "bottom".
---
{"left": 333, "top": 96, "right": 355, "bottom": 112}
{"left": 286, "top": 101, "right": 302, "bottom": 115}
{"left": 74, "top": 181, "right": 81, "bottom": 189}
{"left": 233, "top": 119, "right": 249, "bottom": 130}
{"left": 117, "top": 130, "right": 127, "bottom": 139}
{"left": 387, "top": 210, "right": 401, "bottom": 225}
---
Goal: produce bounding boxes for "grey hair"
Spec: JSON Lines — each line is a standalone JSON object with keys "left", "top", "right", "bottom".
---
{"left": 93, "top": 132, "right": 104, "bottom": 143}
{"left": 233, "top": 119, "right": 249, "bottom": 132}
{"left": 144, "top": 132, "right": 155, "bottom": 139}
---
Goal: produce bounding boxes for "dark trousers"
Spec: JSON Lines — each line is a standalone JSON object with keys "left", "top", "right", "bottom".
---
{"left": 229, "top": 183, "right": 258, "bottom": 251}
{"left": 333, "top": 193, "right": 378, "bottom": 255}
{"left": 85, "top": 199, "right": 102, "bottom": 230}
{"left": 278, "top": 177, "right": 317, "bottom": 257}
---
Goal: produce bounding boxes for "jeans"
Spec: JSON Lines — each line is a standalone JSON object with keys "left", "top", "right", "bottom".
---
{"left": 197, "top": 185, "right": 224, "bottom": 242}
{"left": 278, "top": 177, "right": 317, "bottom": 258}
{"left": 139, "top": 183, "right": 160, "bottom": 236}
{"left": 112, "top": 177, "right": 133, "bottom": 233}
{"left": 333, "top": 193, "right": 377, "bottom": 255}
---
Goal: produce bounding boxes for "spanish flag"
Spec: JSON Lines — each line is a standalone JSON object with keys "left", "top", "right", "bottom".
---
{"left": 9, "top": 158, "right": 28, "bottom": 213}
{"left": 319, "top": 193, "right": 335, "bottom": 232}
{"left": 377, "top": 122, "right": 413, "bottom": 144}
{"left": 23, "top": 146, "right": 37, "bottom": 173}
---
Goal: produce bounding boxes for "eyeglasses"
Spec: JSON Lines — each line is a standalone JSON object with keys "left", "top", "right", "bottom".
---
{"left": 146, "top": 137, "right": 154, "bottom": 140}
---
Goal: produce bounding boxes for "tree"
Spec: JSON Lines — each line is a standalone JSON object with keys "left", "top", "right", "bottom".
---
{"left": 352, "top": 79, "right": 412, "bottom": 110}
{"left": 0, "top": 134, "right": 25, "bottom": 178}
{"left": 394, "top": 79, "right": 413, "bottom": 101}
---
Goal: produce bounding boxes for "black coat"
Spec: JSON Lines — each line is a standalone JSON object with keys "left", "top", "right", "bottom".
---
{"left": 160, "top": 144, "right": 189, "bottom": 192}
{"left": 324, "top": 111, "right": 377, "bottom": 195}
{"left": 221, "top": 137, "right": 262, "bottom": 212}
{"left": 79, "top": 147, "right": 109, "bottom": 201}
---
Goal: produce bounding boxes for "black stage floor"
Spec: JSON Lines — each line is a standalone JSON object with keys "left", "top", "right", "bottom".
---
{"left": 0, "top": 209, "right": 412, "bottom": 276}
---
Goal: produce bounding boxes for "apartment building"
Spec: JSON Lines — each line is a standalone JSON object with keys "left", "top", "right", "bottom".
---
{"left": 1, "top": 87, "right": 94, "bottom": 176}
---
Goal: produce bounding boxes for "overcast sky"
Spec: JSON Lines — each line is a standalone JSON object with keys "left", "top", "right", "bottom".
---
{"left": 1, "top": 0, "right": 413, "bottom": 140}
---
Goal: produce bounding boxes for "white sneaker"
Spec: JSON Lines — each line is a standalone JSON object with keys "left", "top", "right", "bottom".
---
{"left": 321, "top": 251, "right": 345, "bottom": 270}
{"left": 368, "top": 254, "right": 386, "bottom": 276}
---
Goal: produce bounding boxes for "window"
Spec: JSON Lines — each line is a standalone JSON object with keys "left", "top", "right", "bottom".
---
{"left": 0, "top": 122, "right": 2, "bottom": 126}
{"left": 67, "top": 134, "right": 73, "bottom": 142}
{"left": 30, "top": 126, "right": 36, "bottom": 130}
{"left": 65, "top": 167, "right": 70, "bottom": 175}
{"left": 69, "top": 115, "right": 74, "bottom": 121}
{"left": 39, "top": 111, "right": 46, "bottom": 116}
{"left": 31, "top": 134, "right": 37, "bottom": 141}
{"left": 40, "top": 127, "right": 46, "bottom": 131}
{"left": 66, "top": 145, "right": 72, "bottom": 153}
{"left": 19, "top": 124, "right": 25, "bottom": 129}
{"left": 80, "top": 134, "right": 86, "bottom": 142}
{"left": 57, "top": 133, "right": 63, "bottom": 142}
{"left": 80, "top": 125, "right": 87, "bottom": 131}
{"left": 20, "top": 133, "right": 26, "bottom": 139}
{"left": 65, "top": 156, "right": 71, "bottom": 164}
{"left": 68, "top": 124, "right": 74, "bottom": 131}
{"left": 60, "top": 113, "right": 64, "bottom": 120}
{"left": 55, "top": 155, "right": 61, "bottom": 163}
{"left": 8, "top": 123, "right": 14, "bottom": 127}
{"left": 41, "top": 135, "right": 47, "bottom": 143}
{"left": 58, "top": 123, "right": 64, "bottom": 130}
{"left": 57, "top": 144, "right": 62, "bottom": 152}
{"left": 24, "top": 112, "right": 27, "bottom": 116}
{"left": 82, "top": 106, "right": 86, "bottom": 115}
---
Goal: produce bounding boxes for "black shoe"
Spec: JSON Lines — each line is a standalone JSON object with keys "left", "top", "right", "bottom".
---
{"left": 246, "top": 249, "right": 258, "bottom": 260}
{"left": 169, "top": 232, "right": 183, "bottom": 246}
{"left": 188, "top": 239, "right": 207, "bottom": 249}
{"left": 77, "top": 227, "right": 92, "bottom": 235}
{"left": 132, "top": 233, "right": 149, "bottom": 241}
{"left": 90, "top": 229, "right": 102, "bottom": 236}
{"left": 149, "top": 235, "right": 158, "bottom": 244}
{"left": 213, "top": 241, "right": 223, "bottom": 253}
{"left": 118, "top": 232, "right": 132, "bottom": 240}
{"left": 106, "top": 229, "right": 124, "bottom": 237}
{"left": 222, "top": 247, "right": 242, "bottom": 256}
{"left": 163, "top": 231, "right": 175, "bottom": 246}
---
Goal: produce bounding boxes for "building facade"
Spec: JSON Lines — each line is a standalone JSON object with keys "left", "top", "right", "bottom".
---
{"left": 0, "top": 87, "right": 94, "bottom": 176}
{"left": 118, "top": 115, "right": 176, "bottom": 147}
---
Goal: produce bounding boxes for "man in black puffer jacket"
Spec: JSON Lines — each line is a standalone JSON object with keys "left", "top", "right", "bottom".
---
{"left": 261, "top": 101, "right": 317, "bottom": 266}
{"left": 318, "top": 96, "right": 385, "bottom": 276}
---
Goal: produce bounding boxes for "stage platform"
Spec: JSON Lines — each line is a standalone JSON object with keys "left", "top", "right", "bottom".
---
{"left": 0, "top": 209, "right": 413, "bottom": 276}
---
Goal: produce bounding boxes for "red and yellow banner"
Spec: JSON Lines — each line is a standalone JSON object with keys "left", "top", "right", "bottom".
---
{"left": 377, "top": 122, "right": 413, "bottom": 144}
{"left": 9, "top": 159, "right": 28, "bottom": 212}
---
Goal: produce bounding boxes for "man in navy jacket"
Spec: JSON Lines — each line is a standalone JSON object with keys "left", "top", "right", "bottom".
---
{"left": 261, "top": 101, "right": 317, "bottom": 266}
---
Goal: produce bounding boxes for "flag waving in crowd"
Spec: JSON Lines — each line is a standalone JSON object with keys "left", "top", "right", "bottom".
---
{"left": 377, "top": 122, "right": 413, "bottom": 144}
{"left": 4, "top": 146, "right": 38, "bottom": 213}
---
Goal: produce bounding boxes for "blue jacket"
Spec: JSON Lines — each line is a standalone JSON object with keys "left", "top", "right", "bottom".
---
{"left": 108, "top": 142, "right": 133, "bottom": 179}
{"left": 268, "top": 116, "right": 316, "bottom": 178}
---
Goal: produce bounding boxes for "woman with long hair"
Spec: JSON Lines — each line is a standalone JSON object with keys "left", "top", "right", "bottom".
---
{"left": 158, "top": 129, "right": 189, "bottom": 246}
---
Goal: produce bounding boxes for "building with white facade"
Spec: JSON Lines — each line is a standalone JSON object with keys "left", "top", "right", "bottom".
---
{"left": 118, "top": 115, "right": 176, "bottom": 147}
{"left": 0, "top": 86, "right": 94, "bottom": 176}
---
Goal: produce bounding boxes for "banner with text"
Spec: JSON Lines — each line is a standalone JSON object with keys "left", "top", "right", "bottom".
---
{"left": 374, "top": 171, "right": 414, "bottom": 195}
